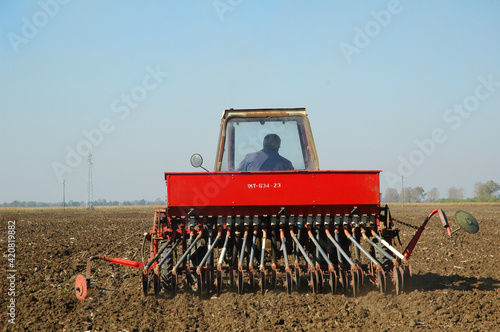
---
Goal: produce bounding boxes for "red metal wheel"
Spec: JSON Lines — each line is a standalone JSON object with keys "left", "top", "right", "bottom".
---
{"left": 75, "top": 274, "right": 88, "bottom": 301}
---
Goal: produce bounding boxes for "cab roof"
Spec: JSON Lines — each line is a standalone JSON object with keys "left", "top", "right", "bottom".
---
{"left": 221, "top": 108, "right": 308, "bottom": 120}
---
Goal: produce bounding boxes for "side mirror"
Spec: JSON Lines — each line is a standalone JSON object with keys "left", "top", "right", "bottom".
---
{"left": 190, "top": 153, "right": 203, "bottom": 168}
{"left": 190, "top": 153, "right": 209, "bottom": 172}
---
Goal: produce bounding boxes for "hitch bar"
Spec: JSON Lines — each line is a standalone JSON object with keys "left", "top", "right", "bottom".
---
{"left": 403, "top": 208, "right": 451, "bottom": 259}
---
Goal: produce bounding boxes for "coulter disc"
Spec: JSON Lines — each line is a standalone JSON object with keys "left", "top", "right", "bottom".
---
{"left": 141, "top": 270, "right": 149, "bottom": 297}
{"left": 376, "top": 270, "right": 385, "bottom": 293}
{"left": 455, "top": 211, "right": 479, "bottom": 234}
{"left": 294, "top": 267, "right": 301, "bottom": 291}
{"left": 216, "top": 270, "right": 222, "bottom": 297}
{"left": 286, "top": 271, "right": 292, "bottom": 294}
{"left": 261, "top": 271, "right": 267, "bottom": 295}
{"left": 402, "top": 264, "right": 412, "bottom": 292}
{"left": 310, "top": 271, "right": 317, "bottom": 294}
{"left": 196, "top": 273, "right": 203, "bottom": 298}
{"left": 329, "top": 270, "right": 337, "bottom": 294}
{"left": 153, "top": 270, "right": 160, "bottom": 298}
{"left": 229, "top": 268, "right": 235, "bottom": 289}
{"left": 351, "top": 270, "right": 357, "bottom": 298}
{"left": 237, "top": 270, "right": 244, "bottom": 295}
{"left": 393, "top": 266, "right": 401, "bottom": 295}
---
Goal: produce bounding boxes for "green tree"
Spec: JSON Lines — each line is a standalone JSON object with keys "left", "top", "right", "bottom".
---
{"left": 473, "top": 180, "right": 500, "bottom": 198}
{"left": 411, "top": 187, "right": 426, "bottom": 202}
{"left": 426, "top": 187, "right": 440, "bottom": 202}
{"left": 447, "top": 187, "right": 465, "bottom": 200}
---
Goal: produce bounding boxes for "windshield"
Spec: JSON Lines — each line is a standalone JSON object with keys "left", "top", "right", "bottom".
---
{"left": 220, "top": 116, "right": 314, "bottom": 171}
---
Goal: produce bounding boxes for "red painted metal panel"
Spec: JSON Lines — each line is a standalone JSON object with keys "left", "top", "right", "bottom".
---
{"left": 164, "top": 170, "right": 381, "bottom": 217}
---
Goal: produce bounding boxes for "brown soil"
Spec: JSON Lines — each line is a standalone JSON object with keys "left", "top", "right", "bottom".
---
{"left": 1, "top": 204, "right": 499, "bottom": 331}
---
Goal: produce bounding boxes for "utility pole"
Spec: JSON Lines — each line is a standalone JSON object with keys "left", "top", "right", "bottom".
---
{"left": 401, "top": 175, "right": 404, "bottom": 208}
{"left": 87, "top": 153, "right": 94, "bottom": 210}
{"left": 63, "top": 179, "right": 65, "bottom": 211}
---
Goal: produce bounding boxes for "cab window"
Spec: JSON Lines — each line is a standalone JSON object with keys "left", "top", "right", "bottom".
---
{"left": 220, "top": 116, "right": 313, "bottom": 171}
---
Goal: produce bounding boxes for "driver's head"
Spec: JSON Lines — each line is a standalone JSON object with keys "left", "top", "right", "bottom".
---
{"left": 263, "top": 134, "right": 281, "bottom": 150}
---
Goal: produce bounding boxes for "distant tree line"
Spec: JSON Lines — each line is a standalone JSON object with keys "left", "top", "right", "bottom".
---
{"left": 383, "top": 180, "right": 500, "bottom": 203}
{"left": 1, "top": 198, "right": 165, "bottom": 208}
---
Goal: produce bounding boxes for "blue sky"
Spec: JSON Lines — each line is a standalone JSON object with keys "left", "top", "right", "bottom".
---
{"left": 1, "top": 0, "right": 499, "bottom": 203}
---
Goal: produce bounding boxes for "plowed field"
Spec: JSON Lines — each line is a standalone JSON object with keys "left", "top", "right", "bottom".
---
{"left": 1, "top": 204, "right": 499, "bottom": 331}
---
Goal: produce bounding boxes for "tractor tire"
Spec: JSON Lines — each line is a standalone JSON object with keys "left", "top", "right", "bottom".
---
{"left": 159, "top": 240, "right": 173, "bottom": 292}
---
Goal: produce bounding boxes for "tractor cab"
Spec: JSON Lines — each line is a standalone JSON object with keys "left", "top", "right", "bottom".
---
{"left": 214, "top": 108, "right": 319, "bottom": 172}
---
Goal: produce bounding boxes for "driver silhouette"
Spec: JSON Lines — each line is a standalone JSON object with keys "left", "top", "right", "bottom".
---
{"left": 237, "top": 134, "right": 294, "bottom": 171}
